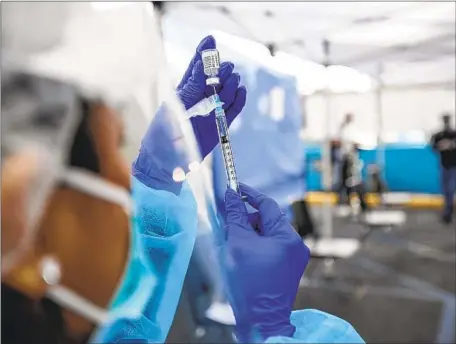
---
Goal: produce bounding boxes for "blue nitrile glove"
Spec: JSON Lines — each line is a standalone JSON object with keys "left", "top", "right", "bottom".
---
{"left": 221, "top": 183, "right": 310, "bottom": 343}
{"left": 177, "top": 35, "right": 247, "bottom": 158}
{"left": 132, "top": 105, "right": 190, "bottom": 195}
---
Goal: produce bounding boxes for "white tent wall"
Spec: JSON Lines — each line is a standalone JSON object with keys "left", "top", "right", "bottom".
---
{"left": 304, "top": 86, "right": 455, "bottom": 143}
{"left": 381, "top": 88, "right": 455, "bottom": 136}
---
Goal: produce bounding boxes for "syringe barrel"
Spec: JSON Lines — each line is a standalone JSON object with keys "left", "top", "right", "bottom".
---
{"left": 203, "top": 49, "right": 240, "bottom": 193}
{"left": 202, "top": 49, "right": 220, "bottom": 86}
{"left": 216, "top": 114, "right": 239, "bottom": 193}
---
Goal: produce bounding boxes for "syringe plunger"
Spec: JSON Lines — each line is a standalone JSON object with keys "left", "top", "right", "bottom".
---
{"left": 201, "top": 49, "right": 220, "bottom": 86}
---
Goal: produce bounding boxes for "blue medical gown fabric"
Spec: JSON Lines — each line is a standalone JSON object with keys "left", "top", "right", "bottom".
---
{"left": 91, "top": 176, "right": 198, "bottom": 343}
{"left": 266, "top": 309, "right": 365, "bottom": 344}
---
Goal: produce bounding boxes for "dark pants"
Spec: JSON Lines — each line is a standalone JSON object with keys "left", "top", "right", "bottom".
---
{"left": 335, "top": 155, "right": 349, "bottom": 203}
{"left": 337, "top": 155, "right": 368, "bottom": 211}
{"left": 292, "top": 199, "right": 315, "bottom": 238}
{"left": 336, "top": 178, "right": 369, "bottom": 211}
{"left": 442, "top": 166, "right": 456, "bottom": 220}
{"left": 346, "top": 184, "right": 369, "bottom": 212}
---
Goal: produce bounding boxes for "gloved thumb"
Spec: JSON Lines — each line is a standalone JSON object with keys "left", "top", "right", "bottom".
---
{"left": 178, "top": 60, "right": 206, "bottom": 110}
{"left": 224, "top": 188, "right": 249, "bottom": 227}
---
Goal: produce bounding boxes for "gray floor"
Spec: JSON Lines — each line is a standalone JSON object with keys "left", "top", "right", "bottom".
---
{"left": 297, "top": 207, "right": 455, "bottom": 343}
{"left": 168, "top": 208, "right": 455, "bottom": 343}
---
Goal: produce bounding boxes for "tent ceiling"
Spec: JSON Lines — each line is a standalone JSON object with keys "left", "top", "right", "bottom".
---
{"left": 164, "top": 2, "right": 455, "bottom": 83}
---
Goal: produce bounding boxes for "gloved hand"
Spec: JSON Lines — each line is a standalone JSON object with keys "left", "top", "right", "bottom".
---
{"left": 132, "top": 105, "right": 190, "bottom": 195}
{"left": 132, "top": 36, "right": 246, "bottom": 193}
{"left": 177, "top": 35, "right": 247, "bottom": 158}
{"left": 221, "top": 183, "right": 310, "bottom": 343}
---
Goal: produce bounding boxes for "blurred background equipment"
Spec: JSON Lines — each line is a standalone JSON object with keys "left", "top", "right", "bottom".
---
{"left": 161, "top": 2, "right": 455, "bottom": 343}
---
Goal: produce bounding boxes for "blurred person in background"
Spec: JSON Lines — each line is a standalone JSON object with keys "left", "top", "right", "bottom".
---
{"left": 336, "top": 113, "right": 356, "bottom": 203}
{"left": 330, "top": 138, "right": 342, "bottom": 191}
{"left": 1, "top": 2, "right": 364, "bottom": 344}
{"left": 368, "top": 164, "right": 387, "bottom": 205}
{"left": 338, "top": 113, "right": 356, "bottom": 156}
{"left": 431, "top": 113, "right": 456, "bottom": 225}
{"left": 342, "top": 143, "right": 369, "bottom": 213}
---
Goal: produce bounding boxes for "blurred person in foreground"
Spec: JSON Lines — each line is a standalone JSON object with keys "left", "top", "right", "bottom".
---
{"left": 431, "top": 113, "right": 456, "bottom": 225}
{"left": 1, "top": 3, "right": 364, "bottom": 344}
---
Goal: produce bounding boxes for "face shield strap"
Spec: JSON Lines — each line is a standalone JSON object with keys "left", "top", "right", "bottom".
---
{"left": 45, "top": 285, "right": 108, "bottom": 326}
{"left": 44, "top": 168, "right": 134, "bottom": 326}
{"left": 61, "top": 168, "right": 133, "bottom": 214}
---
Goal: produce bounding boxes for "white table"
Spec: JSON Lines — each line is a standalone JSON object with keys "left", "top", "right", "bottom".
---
{"left": 364, "top": 210, "right": 406, "bottom": 227}
{"left": 305, "top": 238, "right": 361, "bottom": 259}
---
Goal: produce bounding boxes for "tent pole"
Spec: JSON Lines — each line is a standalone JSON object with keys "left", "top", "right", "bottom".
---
{"left": 375, "top": 63, "right": 386, "bottom": 182}
{"left": 320, "top": 39, "right": 333, "bottom": 238}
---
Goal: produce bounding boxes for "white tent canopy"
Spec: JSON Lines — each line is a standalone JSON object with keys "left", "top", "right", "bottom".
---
{"left": 162, "top": 2, "right": 455, "bottom": 141}
{"left": 163, "top": 2, "right": 455, "bottom": 88}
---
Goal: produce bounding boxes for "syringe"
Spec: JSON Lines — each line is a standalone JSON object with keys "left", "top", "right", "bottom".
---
{"left": 202, "top": 49, "right": 240, "bottom": 194}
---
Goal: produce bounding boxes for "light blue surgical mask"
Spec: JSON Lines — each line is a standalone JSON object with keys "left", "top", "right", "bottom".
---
{"left": 39, "top": 168, "right": 198, "bottom": 344}
{"left": 91, "top": 176, "right": 198, "bottom": 343}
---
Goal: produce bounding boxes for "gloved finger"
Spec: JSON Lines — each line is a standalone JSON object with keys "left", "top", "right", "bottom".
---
{"left": 239, "top": 183, "right": 283, "bottom": 226}
{"left": 225, "top": 86, "right": 247, "bottom": 126}
{"left": 177, "top": 35, "right": 216, "bottom": 91}
{"left": 219, "top": 62, "right": 235, "bottom": 84}
{"left": 224, "top": 187, "right": 249, "bottom": 228}
{"left": 178, "top": 60, "right": 206, "bottom": 110}
{"left": 247, "top": 212, "right": 260, "bottom": 230}
{"left": 219, "top": 73, "right": 240, "bottom": 111}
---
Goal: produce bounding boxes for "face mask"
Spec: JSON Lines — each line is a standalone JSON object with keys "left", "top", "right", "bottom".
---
{"left": 39, "top": 168, "right": 153, "bottom": 326}
{"left": 29, "top": 166, "right": 199, "bottom": 344}
{"left": 90, "top": 175, "right": 198, "bottom": 343}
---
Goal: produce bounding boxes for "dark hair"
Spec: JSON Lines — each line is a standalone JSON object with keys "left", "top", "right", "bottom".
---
{"left": 1, "top": 283, "right": 86, "bottom": 344}
{"left": 68, "top": 99, "right": 100, "bottom": 174}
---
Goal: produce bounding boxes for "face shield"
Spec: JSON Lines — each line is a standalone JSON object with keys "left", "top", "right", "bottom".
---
{"left": 1, "top": 2, "right": 221, "bottom": 342}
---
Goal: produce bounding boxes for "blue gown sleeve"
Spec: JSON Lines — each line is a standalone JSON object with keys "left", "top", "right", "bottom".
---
{"left": 95, "top": 104, "right": 199, "bottom": 343}
{"left": 126, "top": 105, "right": 199, "bottom": 343}
{"left": 264, "top": 309, "right": 365, "bottom": 344}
